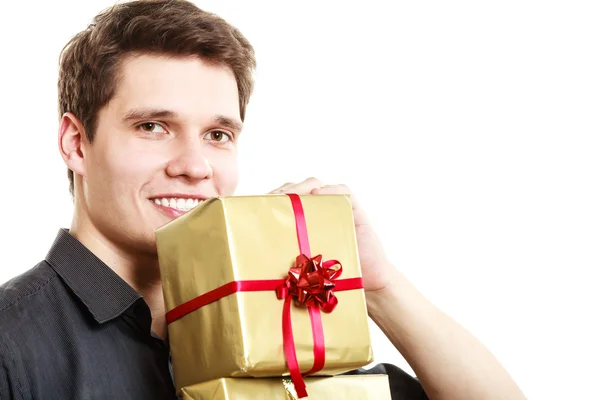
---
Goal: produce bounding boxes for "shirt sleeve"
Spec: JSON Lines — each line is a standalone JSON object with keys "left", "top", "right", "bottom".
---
{"left": 343, "top": 363, "right": 429, "bottom": 400}
{"left": 0, "top": 335, "right": 25, "bottom": 400}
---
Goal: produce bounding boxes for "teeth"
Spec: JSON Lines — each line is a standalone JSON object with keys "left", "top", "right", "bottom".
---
{"left": 154, "top": 197, "right": 202, "bottom": 212}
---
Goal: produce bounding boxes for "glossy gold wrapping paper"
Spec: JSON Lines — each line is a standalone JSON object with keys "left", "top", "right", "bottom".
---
{"left": 156, "top": 195, "right": 373, "bottom": 394}
{"left": 181, "top": 375, "right": 391, "bottom": 400}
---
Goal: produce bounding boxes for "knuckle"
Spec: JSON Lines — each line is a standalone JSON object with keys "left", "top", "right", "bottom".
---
{"left": 307, "top": 177, "right": 322, "bottom": 186}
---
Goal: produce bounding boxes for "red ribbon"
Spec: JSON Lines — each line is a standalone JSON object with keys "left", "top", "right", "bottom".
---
{"left": 165, "top": 194, "right": 364, "bottom": 398}
{"left": 274, "top": 194, "right": 344, "bottom": 397}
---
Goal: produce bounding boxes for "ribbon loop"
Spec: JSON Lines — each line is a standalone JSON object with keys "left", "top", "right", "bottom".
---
{"left": 276, "top": 285, "right": 289, "bottom": 300}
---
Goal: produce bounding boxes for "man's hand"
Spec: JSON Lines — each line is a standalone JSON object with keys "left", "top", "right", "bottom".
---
{"left": 271, "top": 178, "right": 528, "bottom": 400}
{"left": 269, "top": 177, "right": 396, "bottom": 293}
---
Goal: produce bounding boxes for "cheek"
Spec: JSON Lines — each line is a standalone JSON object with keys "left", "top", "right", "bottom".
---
{"left": 211, "top": 151, "right": 239, "bottom": 195}
{"left": 89, "top": 137, "right": 159, "bottom": 191}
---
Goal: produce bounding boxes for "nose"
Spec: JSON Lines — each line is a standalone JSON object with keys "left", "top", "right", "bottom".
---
{"left": 165, "top": 138, "right": 213, "bottom": 181}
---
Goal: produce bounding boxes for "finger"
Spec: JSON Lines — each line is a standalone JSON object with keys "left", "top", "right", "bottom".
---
{"left": 310, "top": 184, "right": 351, "bottom": 195}
{"left": 312, "top": 185, "right": 370, "bottom": 226}
{"left": 288, "top": 177, "right": 324, "bottom": 194}
{"left": 268, "top": 182, "right": 296, "bottom": 194}
{"left": 272, "top": 177, "right": 324, "bottom": 194}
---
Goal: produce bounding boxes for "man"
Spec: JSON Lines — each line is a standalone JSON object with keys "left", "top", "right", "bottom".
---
{"left": 0, "top": 1, "right": 526, "bottom": 399}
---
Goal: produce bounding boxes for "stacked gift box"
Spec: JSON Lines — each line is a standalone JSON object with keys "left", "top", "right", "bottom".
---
{"left": 156, "top": 194, "right": 392, "bottom": 399}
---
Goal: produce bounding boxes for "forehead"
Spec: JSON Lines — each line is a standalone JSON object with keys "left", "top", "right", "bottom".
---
{"left": 108, "top": 54, "right": 240, "bottom": 121}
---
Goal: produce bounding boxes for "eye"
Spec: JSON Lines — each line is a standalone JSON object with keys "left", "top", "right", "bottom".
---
{"left": 204, "top": 130, "right": 232, "bottom": 142}
{"left": 138, "top": 122, "right": 167, "bottom": 134}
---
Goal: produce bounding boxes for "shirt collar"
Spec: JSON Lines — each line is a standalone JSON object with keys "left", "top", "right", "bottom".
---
{"left": 45, "top": 228, "right": 142, "bottom": 324}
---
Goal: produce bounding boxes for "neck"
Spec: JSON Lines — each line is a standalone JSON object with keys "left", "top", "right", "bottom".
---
{"left": 69, "top": 210, "right": 168, "bottom": 340}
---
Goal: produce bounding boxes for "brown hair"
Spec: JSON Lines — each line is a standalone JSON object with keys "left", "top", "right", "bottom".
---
{"left": 58, "top": 0, "right": 256, "bottom": 196}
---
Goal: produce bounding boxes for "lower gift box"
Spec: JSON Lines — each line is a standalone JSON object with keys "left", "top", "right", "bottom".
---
{"left": 180, "top": 374, "right": 391, "bottom": 399}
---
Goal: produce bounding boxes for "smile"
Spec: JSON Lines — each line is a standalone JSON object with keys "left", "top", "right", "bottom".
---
{"left": 151, "top": 197, "right": 202, "bottom": 212}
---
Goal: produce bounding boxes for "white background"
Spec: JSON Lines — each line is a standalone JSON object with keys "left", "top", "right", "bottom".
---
{"left": 1, "top": 1, "right": 599, "bottom": 399}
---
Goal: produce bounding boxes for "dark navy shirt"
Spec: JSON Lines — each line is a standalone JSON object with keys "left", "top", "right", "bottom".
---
{"left": 0, "top": 229, "right": 428, "bottom": 399}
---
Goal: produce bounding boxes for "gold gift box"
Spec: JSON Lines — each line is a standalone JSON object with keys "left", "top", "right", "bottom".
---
{"left": 181, "top": 375, "right": 392, "bottom": 400}
{"left": 156, "top": 195, "right": 373, "bottom": 393}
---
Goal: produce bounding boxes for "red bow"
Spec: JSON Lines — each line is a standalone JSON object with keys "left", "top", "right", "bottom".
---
{"left": 275, "top": 252, "right": 344, "bottom": 398}
{"left": 277, "top": 254, "right": 342, "bottom": 313}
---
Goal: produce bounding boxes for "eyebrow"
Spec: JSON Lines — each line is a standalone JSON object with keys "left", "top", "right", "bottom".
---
{"left": 214, "top": 115, "right": 243, "bottom": 133}
{"left": 122, "top": 108, "right": 243, "bottom": 132}
{"left": 122, "top": 108, "right": 178, "bottom": 123}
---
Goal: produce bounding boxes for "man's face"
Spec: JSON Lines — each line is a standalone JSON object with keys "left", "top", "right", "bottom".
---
{"left": 80, "top": 54, "right": 241, "bottom": 254}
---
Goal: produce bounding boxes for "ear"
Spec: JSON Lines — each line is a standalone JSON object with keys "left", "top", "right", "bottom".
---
{"left": 58, "top": 112, "right": 87, "bottom": 178}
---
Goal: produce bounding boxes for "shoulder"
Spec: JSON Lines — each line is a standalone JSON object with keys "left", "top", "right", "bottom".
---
{"left": 0, "top": 261, "right": 61, "bottom": 338}
{"left": 0, "top": 262, "right": 64, "bottom": 399}
{"left": 345, "top": 363, "right": 429, "bottom": 400}
{"left": 0, "top": 263, "right": 54, "bottom": 400}
{"left": 0, "top": 260, "right": 61, "bottom": 345}
{"left": 0, "top": 261, "right": 58, "bottom": 315}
